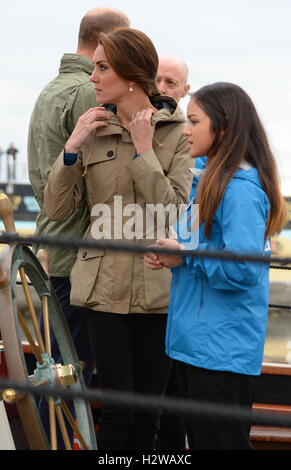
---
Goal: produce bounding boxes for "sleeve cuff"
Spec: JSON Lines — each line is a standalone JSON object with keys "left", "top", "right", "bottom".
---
{"left": 64, "top": 152, "right": 78, "bottom": 166}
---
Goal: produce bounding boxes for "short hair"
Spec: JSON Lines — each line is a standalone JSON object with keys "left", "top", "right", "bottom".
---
{"left": 78, "top": 8, "right": 130, "bottom": 48}
{"left": 98, "top": 27, "right": 160, "bottom": 97}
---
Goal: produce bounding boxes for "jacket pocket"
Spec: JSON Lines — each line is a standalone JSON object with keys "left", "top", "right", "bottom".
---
{"left": 143, "top": 258, "right": 172, "bottom": 309}
{"left": 82, "top": 135, "right": 117, "bottom": 166}
{"left": 70, "top": 247, "right": 104, "bottom": 306}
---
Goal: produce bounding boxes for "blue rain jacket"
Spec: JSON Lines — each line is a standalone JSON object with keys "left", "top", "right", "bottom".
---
{"left": 166, "top": 161, "right": 271, "bottom": 376}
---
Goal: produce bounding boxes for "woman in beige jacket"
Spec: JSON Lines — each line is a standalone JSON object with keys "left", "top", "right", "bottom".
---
{"left": 44, "top": 28, "right": 192, "bottom": 450}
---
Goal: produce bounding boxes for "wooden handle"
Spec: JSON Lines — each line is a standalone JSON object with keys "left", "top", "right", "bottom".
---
{"left": 0, "top": 193, "right": 16, "bottom": 233}
{"left": 36, "top": 249, "right": 49, "bottom": 276}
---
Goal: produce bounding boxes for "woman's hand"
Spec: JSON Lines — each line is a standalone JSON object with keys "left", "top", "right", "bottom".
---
{"left": 129, "top": 108, "right": 155, "bottom": 154}
{"left": 144, "top": 238, "right": 183, "bottom": 270}
{"left": 156, "top": 239, "right": 183, "bottom": 268}
{"left": 65, "top": 107, "right": 110, "bottom": 153}
{"left": 144, "top": 251, "right": 164, "bottom": 270}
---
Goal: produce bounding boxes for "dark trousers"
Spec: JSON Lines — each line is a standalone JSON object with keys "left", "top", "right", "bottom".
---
{"left": 175, "top": 360, "right": 255, "bottom": 450}
{"left": 156, "top": 362, "right": 186, "bottom": 449}
{"left": 39, "top": 276, "right": 94, "bottom": 449}
{"left": 86, "top": 311, "right": 172, "bottom": 450}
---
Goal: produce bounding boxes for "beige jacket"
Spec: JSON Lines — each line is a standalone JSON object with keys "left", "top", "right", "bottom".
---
{"left": 44, "top": 96, "right": 192, "bottom": 314}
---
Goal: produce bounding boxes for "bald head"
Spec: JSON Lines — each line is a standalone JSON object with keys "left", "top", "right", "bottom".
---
{"left": 157, "top": 55, "right": 190, "bottom": 103}
{"left": 77, "top": 6, "right": 130, "bottom": 57}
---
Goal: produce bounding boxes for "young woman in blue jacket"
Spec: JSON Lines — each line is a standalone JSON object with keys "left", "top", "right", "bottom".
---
{"left": 145, "top": 82, "right": 287, "bottom": 450}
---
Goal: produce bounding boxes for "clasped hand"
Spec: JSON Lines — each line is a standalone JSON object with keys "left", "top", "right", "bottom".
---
{"left": 64, "top": 107, "right": 110, "bottom": 154}
{"left": 144, "top": 239, "right": 183, "bottom": 270}
{"left": 65, "top": 107, "right": 155, "bottom": 155}
{"left": 128, "top": 108, "right": 155, "bottom": 155}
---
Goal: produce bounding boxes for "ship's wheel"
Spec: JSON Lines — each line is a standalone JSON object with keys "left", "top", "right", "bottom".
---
{"left": 0, "top": 192, "right": 96, "bottom": 450}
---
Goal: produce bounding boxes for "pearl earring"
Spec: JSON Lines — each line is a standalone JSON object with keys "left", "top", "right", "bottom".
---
{"left": 129, "top": 84, "right": 133, "bottom": 92}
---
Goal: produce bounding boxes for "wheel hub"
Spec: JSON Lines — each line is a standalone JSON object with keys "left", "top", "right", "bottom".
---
{"left": 33, "top": 353, "right": 78, "bottom": 405}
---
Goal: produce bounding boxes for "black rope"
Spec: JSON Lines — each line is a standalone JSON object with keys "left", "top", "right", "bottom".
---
{"left": 269, "top": 304, "right": 291, "bottom": 310}
{"left": 2, "top": 231, "right": 290, "bottom": 309}
{"left": 1, "top": 231, "right": 291, "bottom": 265}
{"left": 0, "top": 376, "right": 291, "bottom": 428}
{"left": 270, "top": 265, "right": 291, "bottom": 270}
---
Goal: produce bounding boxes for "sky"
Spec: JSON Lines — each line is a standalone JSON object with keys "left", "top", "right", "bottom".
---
{"left": 1, "top": 0, "right": 291, "bottom": 194}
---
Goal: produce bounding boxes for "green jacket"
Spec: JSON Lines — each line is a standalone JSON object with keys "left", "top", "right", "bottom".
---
{"left": 27, "top": 53, "right": 97, "bottom": 276}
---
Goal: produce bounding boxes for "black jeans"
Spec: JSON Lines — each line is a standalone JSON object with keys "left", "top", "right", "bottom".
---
{"left": 176, "top": 360, "right": 255, "bottom": 450}
{"left": 86, "top": 311, "right": 172, "bottom": 450}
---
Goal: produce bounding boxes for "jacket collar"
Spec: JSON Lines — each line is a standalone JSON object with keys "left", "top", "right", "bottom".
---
{"left": 102, "top": 94, "right": 185, "bottom": 129}
{"left": 59, "top": 53, "right": 94, "bottom": 75}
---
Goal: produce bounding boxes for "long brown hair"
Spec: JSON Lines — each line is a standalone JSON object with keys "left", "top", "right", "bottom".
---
{"left": 193, "top": 82, "right": 287, "bottom": 239}
{"left": 98, "top": 27, "right": 160, "bottom": 97}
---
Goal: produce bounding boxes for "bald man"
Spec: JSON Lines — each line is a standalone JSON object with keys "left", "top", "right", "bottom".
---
{"left": 157, "top": 55, "right": 190, "bottom": 103}
{"left": 27, "top": 6, "right": 130, "bottom": 449}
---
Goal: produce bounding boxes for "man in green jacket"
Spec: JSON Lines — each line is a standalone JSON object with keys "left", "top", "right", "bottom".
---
{"left": 27, "top": 6, "right": 130, "bottom": 448}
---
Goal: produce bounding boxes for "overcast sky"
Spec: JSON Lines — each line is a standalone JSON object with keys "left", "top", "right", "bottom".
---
{"left": 1, "top": 0, "right": 290, "bottom": 194}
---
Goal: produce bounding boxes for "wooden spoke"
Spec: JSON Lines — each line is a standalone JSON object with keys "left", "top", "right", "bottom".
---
{"left": 56, "top": 405, "right": 72, "bottom": 450}
{"left": 61, "top": 401, "right": 88, "bottom": 450}
{"left": 48, "top": 397, "right": 57, "bottom": 450}
{"left": 18, "top": 266, "right": 45, "bottom": 354}
{"left": 17, "top": 309, "right": 43, "bottom": 364}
